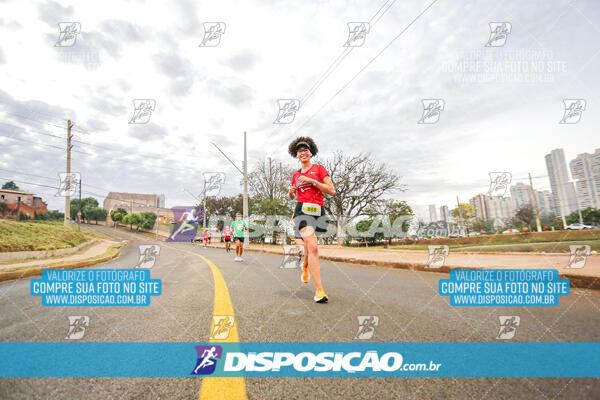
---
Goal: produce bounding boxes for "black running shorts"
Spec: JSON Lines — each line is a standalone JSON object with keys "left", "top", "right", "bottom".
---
{"left": 293, "top": 202, "right": 330, "bottom": 238}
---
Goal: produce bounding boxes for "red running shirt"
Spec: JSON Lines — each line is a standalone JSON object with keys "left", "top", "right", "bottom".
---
{"left": 291, "top": 164, "right": 329, "bottom": 206}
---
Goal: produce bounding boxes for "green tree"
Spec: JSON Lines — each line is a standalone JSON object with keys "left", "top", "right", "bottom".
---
{"left": 513, "top": 204, "right": 535, "bottom": 226}
{"left": 566, "top": 207, "right": 600, "bottom": 225}
{"left": 122, "top": 214, "right": 133, "bottom": 230}
{"left": 366, "top": 199, "right": 414, "bottom": 242}
{"left": 70, "top": 197, "right": 100, "bottom": 221}
{"left": 2, "top": 181, "right": 19, "bottom": 190}
{"left": 87, "top": 207, "right": 108, "bottom": 224}
{"left": 452, "top": 203, "right": 476, "bottom": 232}
{"left": 471, "top": 218, "right": 495, "bottom": 233}
{"left": 139, "top": 212, "right": 157, "bottom": 230}
{"left": 110, "top": 208, "right": 128, "bottom": 226}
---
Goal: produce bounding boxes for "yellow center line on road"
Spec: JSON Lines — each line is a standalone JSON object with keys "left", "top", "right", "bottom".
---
{"left": 162, "top": 244, "right": 247, "bottom": 400}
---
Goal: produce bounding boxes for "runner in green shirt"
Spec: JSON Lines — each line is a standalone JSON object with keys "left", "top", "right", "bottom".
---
{"left": 231, "top": 213, "right": 248, "bottom": 262}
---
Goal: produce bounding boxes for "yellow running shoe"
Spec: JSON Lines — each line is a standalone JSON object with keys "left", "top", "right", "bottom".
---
{"left": 314, "top": 289, "right": 328, "bottom": 303}
{"left": 301, "top": 265, "right": 310, "bottom": 283}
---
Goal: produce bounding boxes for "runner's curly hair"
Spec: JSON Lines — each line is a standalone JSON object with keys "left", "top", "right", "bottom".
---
{"left": 288, "top": 136, "right": 318, "bottom": 158}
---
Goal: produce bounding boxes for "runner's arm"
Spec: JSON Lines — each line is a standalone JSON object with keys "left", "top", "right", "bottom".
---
{"left": 298, "top": 175, "right": 334, "bottom": 195}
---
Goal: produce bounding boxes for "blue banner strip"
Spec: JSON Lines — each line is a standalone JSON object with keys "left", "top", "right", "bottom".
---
{"left": 0, "top": 342, "right": 599, "bottom": 377}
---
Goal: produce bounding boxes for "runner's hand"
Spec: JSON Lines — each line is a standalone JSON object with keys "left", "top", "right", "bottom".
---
{"left": 289, "top": 185, "right": 297, "bottom": 198}
{"left": 297, "top": 176, "right": 313, "bottom": 184}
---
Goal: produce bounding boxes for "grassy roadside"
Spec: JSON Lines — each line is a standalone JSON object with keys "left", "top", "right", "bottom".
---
{"left": 0, "top": 240, "right": 98, "bottom": 265}
{"left": 0, "top": 243, "right": 123, "bottom": 282}
{"left": 0, "top": 220, "right": 94, "bottom": 252}
{"left": 387, "top": 229, "right": 600, "bottom": 249}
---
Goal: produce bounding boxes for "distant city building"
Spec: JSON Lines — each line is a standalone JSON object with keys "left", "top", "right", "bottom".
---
{"left": 569, "top": 148, "right": 600, "bottom": 209}
{"left": 0, "top": 189, "right": 47, "bottom": 219}
{"left": 104, "top": 192, "right": 172, "bottom": 223}
{"left": 103, "top": 192, "right": 165, "bottom": 213}
{"left": 510, "top": 183, "right": 534, "bottom": 209}
{"left": 469, "top": 194, "right": 488, "bottom": 220}
{"left": 535, "top": 190, "right": 556, "bottom": 216}
{"left": 545, "top": 148, "right": 578, "bottom": 217}
{"left": 440, "top": 205, "right": 451, "bottom": 222}
{"left": 428, "top": 204, "right": 438, "bottom": 222}
{"left": 469, "top": 193, "right": 516, "bottom": 227}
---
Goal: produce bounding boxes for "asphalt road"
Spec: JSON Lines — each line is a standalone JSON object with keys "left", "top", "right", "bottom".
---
{"left": 1, "top": 224, "right": 599, "bottom": 399}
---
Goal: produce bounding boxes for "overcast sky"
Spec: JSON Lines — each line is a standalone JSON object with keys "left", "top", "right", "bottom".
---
{"left": 0, "top": 0, "right": 598, "bottom": 218}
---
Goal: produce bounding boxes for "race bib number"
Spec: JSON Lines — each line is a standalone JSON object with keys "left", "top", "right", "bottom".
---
{"left": 302, "top": 202, "right": 321, "bottom": 216}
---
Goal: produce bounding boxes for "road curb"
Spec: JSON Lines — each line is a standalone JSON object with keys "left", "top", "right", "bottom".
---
{"left": 210, "top": 245, "right": 600, "bottom": 291}
{"left": 0, "top": 244, "right": 124, "bottom": 283}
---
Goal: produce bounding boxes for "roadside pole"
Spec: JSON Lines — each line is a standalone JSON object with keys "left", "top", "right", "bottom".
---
{"left": 456, "top": 195, "right": 464, "bottom": 236}
{"left": 528, "top": 172, "right": 542, "bottom": 232}
{"left": 64, "top": 120, "right": 72, "bottom": 226}
{"left": 243, "top": 131, "right": 249, "bottom": 249}
{"left": 77, "top": 178, "right": 82, "bottom": 231}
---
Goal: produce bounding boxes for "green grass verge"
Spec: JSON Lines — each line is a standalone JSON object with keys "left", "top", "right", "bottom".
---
{"left": 0, "top": 220, "right": 94, "bottom": 252}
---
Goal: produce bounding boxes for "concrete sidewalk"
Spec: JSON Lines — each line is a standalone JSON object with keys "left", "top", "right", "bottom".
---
{"left": 0, "top": 239, "right": 119, "bottom": 271}
{"left": 205, "top": 243, "right": 600, "bottom": 289}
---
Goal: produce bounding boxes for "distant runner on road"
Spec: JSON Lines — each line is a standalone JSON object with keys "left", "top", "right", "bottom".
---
{"left": 223, "top": 227, "right": 233, "bottom": 252}
{"left": 231, "top": 213, "right": 248, "bottom": 262}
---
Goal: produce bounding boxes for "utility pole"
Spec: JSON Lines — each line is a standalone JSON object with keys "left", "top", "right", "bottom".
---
{"left": 64, "top": 120, "right": 72, "bottom": 226}
{"left": 77, "top": 178, "right": 82, "bottom": 231}
{"left": 243, "top": 131, "right": 249, "bottom": 248}
{"left": 528, "top": 172, "right": 542, "bottom": 232}
{"left": 202, "top": 182, "right": 207, "bottom": 232}
{"left": 155, "top": 206, "right": 159, "bottom": 241}
{"left": 209, "top": 134, "right": 249, "bottom": 247}
{"left": 456, "top": 195, "right": 464, "bottom": 236}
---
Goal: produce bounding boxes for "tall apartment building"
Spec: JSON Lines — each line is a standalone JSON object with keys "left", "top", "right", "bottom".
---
{"left": 510, "top": 182, "right": 533, "bottom": 209}
{"left": 536, "top": 190, "right": 556, "bottom": 216}
{"left": 509, "top": 183, "right": 556, "bottom": 216}
{"left": 545, "top": 149, "right": 577, "bottom": 217}
{"left": 439, "top": 205, "right": 451, "bottom": 222}
{"left": 469, "top": 194, "right": 516, "bottom": 227}
{"left": 569, "top": 148, "right": 600, "bottom": 209}
{"left": 428, "top": 204, "right": 438, "bottom": 222}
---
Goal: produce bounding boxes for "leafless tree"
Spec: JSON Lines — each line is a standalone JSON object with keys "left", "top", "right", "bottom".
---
{"left": 247, "top": 158, "right": 296, "bottom": 201}
{"left": 324, "top": 151, "right": 403, "bottom": 244}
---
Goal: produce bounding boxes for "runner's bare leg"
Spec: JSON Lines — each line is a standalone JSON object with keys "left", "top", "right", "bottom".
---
{"left": 300, "top": 226, "right": 322, "bottom": 291}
